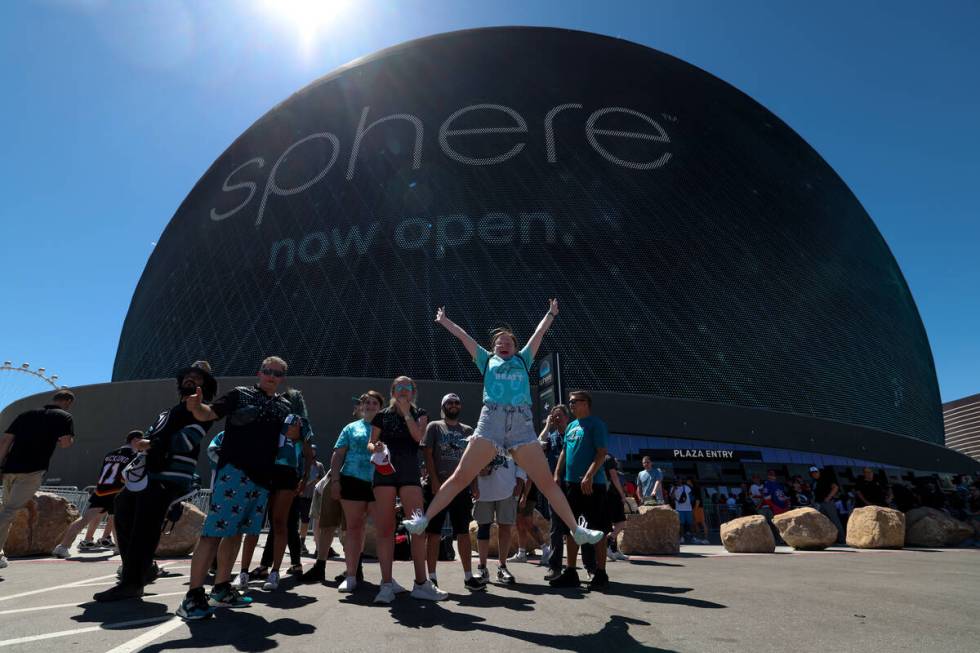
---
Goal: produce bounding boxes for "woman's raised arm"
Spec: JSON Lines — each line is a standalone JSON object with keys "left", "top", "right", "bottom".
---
{"left": 435, "top": 306, "right": 478, "bottom": 360}
{"left": 526, "top": 298, "right": 559, "bottom": 357}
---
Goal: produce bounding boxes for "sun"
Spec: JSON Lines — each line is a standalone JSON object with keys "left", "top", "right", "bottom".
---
{"left": 259, "top": 0, "right": 351, "bottom": 53}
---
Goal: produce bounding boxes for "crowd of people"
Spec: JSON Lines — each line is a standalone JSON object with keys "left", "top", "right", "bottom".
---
{"left": 2, "top": 299, "right": 979, "bottom": 623}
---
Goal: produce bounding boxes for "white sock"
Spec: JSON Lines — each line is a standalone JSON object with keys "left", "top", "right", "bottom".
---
{"left": 464, "top": 571, "right": 472, "bottom": 580}
{"left": 517, "top": 548, "right": 526, "bottom": 555}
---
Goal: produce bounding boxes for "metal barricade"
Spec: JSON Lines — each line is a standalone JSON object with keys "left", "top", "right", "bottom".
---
{"left": 190, "top": 489, "right": 212, "bottom": 514}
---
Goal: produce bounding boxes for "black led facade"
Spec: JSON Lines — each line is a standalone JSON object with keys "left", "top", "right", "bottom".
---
{"left": 113, "top": 27, "right": 944, "bottom": 445}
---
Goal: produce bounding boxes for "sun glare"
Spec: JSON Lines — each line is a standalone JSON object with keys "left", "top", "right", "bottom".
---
{"left": 259, "top": 0, "right": 351, "bottom": 53}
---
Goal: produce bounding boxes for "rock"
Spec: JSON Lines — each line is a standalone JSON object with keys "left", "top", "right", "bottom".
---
{"left": 617, "top": 505, "right": 680, "bottom": 555}
{"left": 4, "top": 492, "right": 78, "bottom": 557}
{"left": 905, "top": 507, "right": 974, "bottom": 547}
{"left": 845, "top": 506, "right": 905, "bottom": 549}
{"left": 772, "top": 507, "right": 838, "bottom": 550}
{"left": 466, "top": 509, "right": 549, "bottom": 558}
{"left": 156, "top": 502, "right": 205, "bottom": 556}
{"left": 720, "top": 515, "right": 775, "bottom": 553}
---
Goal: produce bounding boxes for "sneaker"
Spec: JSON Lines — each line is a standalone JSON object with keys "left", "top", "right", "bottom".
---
{"left": 548, "top": 567, "right": 581, "bottom": 588}
{"left": 464, "top": 576, "right": 486, "bottom": 591}
{"left": 401, "top": 508, "right": 429, "bottom": 535}
{"left": 209, "top": 585, "right": 253, "bottom": 608}
{"left": 93, "top": 583, "right": 144, "bottom": 602}
{"left": 231, "top": 571, "right": 250, "bottom": 590}
{"left": 286, "top": 564, "right": 303, "bottom": 576}
{"left": 52, "top": 544, "right": 71, "bottom": 558}
{"left": 614, "top": 550, "right": 630, "bottom": 561}
{"left": 543, "top": 567, "right": 562, "bottom": 582}
{"left": 538, "top": 545, "right": 551, "bottom": 566}
{"left": 144, "top": 562, "right": 160, "bottom": 584}
{"left": 589, "top": 568, "right": 610, "bottom": 591}
{"left": 302, "top": 561, "right": 326, "bottom": 584}
{"left": 607, "top": 549, "right": 618, "bottom": 562}
{"left": 496, "top": 566, "right": 516, "bottom": 585}
{"left": 373, "top": 583, "right": 396, "bottom": 604}
{"left": 78, "top": 539, "right": 97, "bottom": 551}
{"left": 410, "top": 579, "right": 449, "bottom": 601}
{"left": 338, "top": 576, "right": 357, "bottom": 593}
{"left": 390, "top": 578, "right": 410, "bottom": 594}
{"left": 262, "top": 570, "right": 280, "bottom": 591}
{"left": 249, "top": 566, "right": 269, "bottom": 580}
{"left": 506, "top": 550, "right": 528, "bottom": 564}
{"left": 571, "top": 517, "right": 604, "bottom": 546}
{"left": 0, "top": 555, "right": 7, "bottom": 569}
{"left": 176, "top": 593, "right": 214, "bottom": 620}
{"left": 475, "top": 564, "right": 489, "bottom": 584}
{"left": 98, "top": 537, "right": 115, "bottom": 548}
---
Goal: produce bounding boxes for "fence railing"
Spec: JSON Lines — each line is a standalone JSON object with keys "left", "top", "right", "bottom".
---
{"left": 0, "top": 486, "right": 214, "bottom": 524}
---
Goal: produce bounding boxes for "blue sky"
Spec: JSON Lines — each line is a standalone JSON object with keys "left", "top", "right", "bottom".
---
{"left": 0, "top": 0, "right": 977, "bottom": 402}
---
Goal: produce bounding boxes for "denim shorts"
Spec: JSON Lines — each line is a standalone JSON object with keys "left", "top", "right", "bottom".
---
{"left": 203, "top": 464, "right": 270, "bottom": 537}
{"left": 472, "top": 403, "right": 538, "bottom": 452}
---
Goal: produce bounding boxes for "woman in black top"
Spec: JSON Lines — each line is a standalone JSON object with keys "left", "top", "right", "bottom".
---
{"left": 367, "top": 376, "right": 445, "bottom": 603}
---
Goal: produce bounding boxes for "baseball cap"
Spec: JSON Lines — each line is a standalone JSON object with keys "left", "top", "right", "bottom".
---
{"left": 441, "top": 393, "right": 461, "bottom": 407}
{"left": 808, "top": 466, "right": 820, "bottom": 473}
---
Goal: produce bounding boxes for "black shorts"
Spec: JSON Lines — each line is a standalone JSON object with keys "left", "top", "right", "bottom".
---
{"left": 565, "top": 482, "right": 611, "bottom": 533}
{"left": 269, "top": 466, "right": 299, "bottom": 491}
{"left": 87, "top": 491, "right": 118, "bottom": 515}
{"left": 604, "top": 488, "right": 626, "bottom": 524}
{"left": 340, "top": 475, "right": 376, "bottom": 502}
{"left": 294, "top": 496, "right": 313, "bottom": 523}
{"left": 423, "top": 485, "right": 473, "bottom": 535}
{"left": 372, "top": 468, "right": 421, "bottom": 489}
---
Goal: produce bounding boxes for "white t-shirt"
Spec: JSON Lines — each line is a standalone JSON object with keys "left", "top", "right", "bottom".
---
{"left": 476, "top": 457, "right": 526, "bottom": 503}
{"left": 750, "top": 483, "right": 764, "bottom": 506}
{"left": 672, "top": 484, "right": 692, "bottom": 511}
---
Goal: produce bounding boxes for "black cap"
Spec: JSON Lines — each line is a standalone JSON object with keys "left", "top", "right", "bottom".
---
{"left": 177, "top": 360, "right": 218, "bottom": 401}
{"left": 126, "top": 430, "right": 143, "bottom": 443}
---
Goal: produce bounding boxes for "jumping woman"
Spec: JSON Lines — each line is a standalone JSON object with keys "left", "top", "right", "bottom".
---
{"left": 402, "top": 300, "right": 604, "bottom": 549}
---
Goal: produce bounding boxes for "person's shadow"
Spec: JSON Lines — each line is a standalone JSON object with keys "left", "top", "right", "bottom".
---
{"left": 390, "top": 602, "right": 675, "bottom": 652}
{"left": 138, "top": 609, "right": 316, "bottom": 653}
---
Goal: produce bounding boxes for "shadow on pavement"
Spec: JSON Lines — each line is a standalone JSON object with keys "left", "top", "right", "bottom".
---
{"left": 140, "top": 610, "right": 316, "bottom": 653}
{"left": 69, "top": 553, "right": 116, "bottom": 563}
{"left": 73, "top": 600, "right": 171, "bottom": 625}
{"left": 389, "top": 604, "right": 675, "bottom": 652}
{"left": 603, "top": 581, "right": 726, "bottom": 608}
{"left": 624, "top": 559, "right": 685, "bottom": 567}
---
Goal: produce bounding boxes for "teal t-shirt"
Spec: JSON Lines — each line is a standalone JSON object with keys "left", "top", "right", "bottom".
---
{"left": 474, "top": 343, "right": 533, "bottom": 406}
{"left": 274, "top": 415, "right": 313, "bottom": 473}
{"left": 564, "top": 416, "right": 609, "bottom": 484}
{"left": 335, "top": 419, "right": 373, "bottom": 482}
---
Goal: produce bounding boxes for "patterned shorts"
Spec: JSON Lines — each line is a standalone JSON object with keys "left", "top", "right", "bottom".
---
{"left": 203, "top": 464, "right": 270, "bottom": 537}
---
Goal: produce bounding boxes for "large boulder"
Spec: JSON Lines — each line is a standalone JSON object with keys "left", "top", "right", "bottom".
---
{"left": 905, "top": 507, "right": 974, "bottom": 547}
{"left": 156, "top": 502, "right": 205, "bottom": 556}
{"left": 4, "top": 492, "right": 78, "bottom": 556}
{"left": 617, "top": 505, "right": 680, "bottom": 555}
{"left": 720, "top": 515, "right": 775, "bottom": 553}
{"left": 772, "top": 507, "right": 838, "bottom": 550}
{"left": 466, "top": 509, "right": 549, "bottom": 558}
{"left": 846, "top": 506, "right": 905, "bottom": 549}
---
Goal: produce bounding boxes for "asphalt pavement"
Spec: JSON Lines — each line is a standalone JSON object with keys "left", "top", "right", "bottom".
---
{"left": 0, "top": 542, "right": 977, "bottom": 652}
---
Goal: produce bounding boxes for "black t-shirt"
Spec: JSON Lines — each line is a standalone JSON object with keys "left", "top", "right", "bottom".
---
{"left": 814, "top": 476, "right": 837, "bottom": 503}
{"left": 211, "top": 385, "right": 297, "bottom": 488}
{"left": 371, "top": 405, "right": 427, "bottom": 475}
{"left": 93, "top": 446, "right": 138, "bottom": 496}
{"left": 854, "top": 477, "right": 887, "bottom": 507}
{"left": 2, "top": 404, "right": 74, "bottom": 473}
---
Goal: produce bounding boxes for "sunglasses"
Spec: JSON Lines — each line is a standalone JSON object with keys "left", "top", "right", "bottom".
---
{"left": 443, "top": 401, "right": 461, "bottom": 406}
{"left": 394, "top": 383, "right": 415, "bottom": 392}
{"left": 260, "top": 368, "right": 285, "bottom": 378}
{"left": 568, "top": 398, "right": 585, "bottom": 405}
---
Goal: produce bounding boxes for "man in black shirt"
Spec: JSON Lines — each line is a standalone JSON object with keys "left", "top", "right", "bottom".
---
{"left": 854, "top": 467, "right": 890, "bottom": 508}
{"left": 0, "top": 389, "right": 75, "bottom": 570}
{"left": 810, "top": 466, "right": 844, "bottom": 544}
{"left": 94, "top": 361, "right": 217, "bottom": 602}
{"left": 179, "top": 356, "right": 300, "bottom": 620}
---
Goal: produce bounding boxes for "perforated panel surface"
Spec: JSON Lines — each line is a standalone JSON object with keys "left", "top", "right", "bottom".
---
{"left": 113, "top": 27, "right": 943, "bottom": 444}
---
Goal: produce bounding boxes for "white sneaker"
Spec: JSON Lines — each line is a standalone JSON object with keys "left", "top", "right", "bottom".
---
{"left": 607, "top": 549, "right": 618, "bottom": 562}
{"left": 507, "top": 550, "right": 528, "bottom": 563}
{"left": 614, "top": 550, "right": 630, "bottom": 561}
{"left": 338, "top": 576, "right": 357, "bottom": 593}
{"left": 538, "top": 545, "right": 551, "bottom": 566}
{"left": 401, "top": 508, "right": 429, "bottom": 535}
{"left": 231, "top": 571, "right": 250, "bottom": 590}
{"left": 410, "top": 579, "right": 449, "bottom": 601}
{"left": 390, "top": 578, "right": 409, "bottom": 594}
{"left": 0, "top": 555, "right": 7, "bottom": 569}
{"left": 262, "top": 570, "right": 280, "bottom": 591}
{"left": 52, "top": 544, "right": 71, "bottom": 559}
{"left": 373, "top": 583, "right": 396, "bottom": 604}
{"left": 571, "top": 517, "right": 604, "bottom": 545}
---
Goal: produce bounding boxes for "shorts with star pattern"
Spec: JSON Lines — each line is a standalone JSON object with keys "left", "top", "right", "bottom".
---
{"left": 203, "top": 463, "right": 270, "bottom": 537}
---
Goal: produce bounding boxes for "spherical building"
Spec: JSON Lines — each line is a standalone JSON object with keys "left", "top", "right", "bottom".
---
{"left": 103, "top": 27, "right": 977, "bottom": 483}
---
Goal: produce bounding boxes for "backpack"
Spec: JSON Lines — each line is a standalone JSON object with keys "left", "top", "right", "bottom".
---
{"left": 678, "top": 487, "right": 688, "bottom": 504}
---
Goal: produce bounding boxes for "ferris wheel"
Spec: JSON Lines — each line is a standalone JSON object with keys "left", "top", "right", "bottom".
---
{"left": 0, "top": 361, "right": 65, "bottom": 414}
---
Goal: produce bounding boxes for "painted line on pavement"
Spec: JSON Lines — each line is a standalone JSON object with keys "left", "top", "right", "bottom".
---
{"left": 103, "top": 617, "right": 186, "bottom": 653}
{"left": 0, "top": 616, "right": 174, "bottom": 647}
{"left": 0, "top": 562, "right": 188, "bottom": 603}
